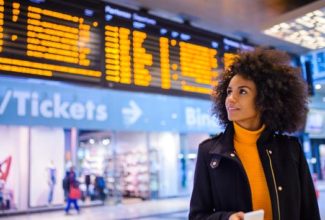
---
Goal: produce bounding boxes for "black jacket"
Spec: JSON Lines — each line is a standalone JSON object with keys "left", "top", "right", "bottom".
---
{"left": 189, "top": 124, "right": 320, "bottom": 220}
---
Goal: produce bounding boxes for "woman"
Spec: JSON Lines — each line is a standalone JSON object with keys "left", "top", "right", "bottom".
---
{"left": 189, "top": 48, "right": 320, "bottom": 220}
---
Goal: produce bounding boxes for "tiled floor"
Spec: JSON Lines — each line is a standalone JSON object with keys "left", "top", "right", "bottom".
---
{"left": 131, "top": 211, "right": 187, "bottom": 220}
{"left": 2, "top": 197, "right": 189, "bottom": 220}
{"left": 2, "top": 187, "right": 325, "bottom": 220}
{"left": 134, "top": 211, "right": 188, "bottom": 220}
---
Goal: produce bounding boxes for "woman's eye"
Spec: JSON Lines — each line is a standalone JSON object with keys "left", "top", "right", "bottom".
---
{"left": 239, "top": 89, "right": 247, "bottom": 94}
{"left": 226, "top": 90, "right": 232, "bottom": 95}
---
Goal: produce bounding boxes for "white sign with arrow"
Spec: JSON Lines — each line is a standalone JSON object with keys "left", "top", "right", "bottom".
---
{"left": 122, "top": 100, "right": 142, "bottom": 125}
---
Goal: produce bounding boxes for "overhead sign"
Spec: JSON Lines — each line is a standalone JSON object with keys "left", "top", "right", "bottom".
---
{"left": 0, "top": 90, "right": 108, "bottom": 121}
{"left": 0, "top": 76, "right": 221, "bottom": 133}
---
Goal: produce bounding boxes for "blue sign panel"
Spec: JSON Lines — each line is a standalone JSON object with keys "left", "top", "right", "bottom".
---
{"left": 302, "top": 49, "right": 325, "bottom": 81}
{"left": 0, "top": 76, "right": 221, "bottom": 133}
{"left": 316, "top": 51, "right": 325, "bottom": 73}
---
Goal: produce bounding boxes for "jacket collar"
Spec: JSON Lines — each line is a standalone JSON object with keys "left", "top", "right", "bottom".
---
{"left": 209, "top": 123, "right": 274, "bottom": 156}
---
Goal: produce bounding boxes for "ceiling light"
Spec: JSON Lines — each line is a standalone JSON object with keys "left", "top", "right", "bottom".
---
{"left": 310, "top": 157, "right": 317, "bottom": 164}
{"left": 315, "top": 84, "right": 322, "bottom": 90}
{"left": 102, "top": 138, "right": 110, "bottom": 145}
{"left": 187, "top": 153, "right": 197, "bottom": 159}
{"left": 263, "top": 1, "right": 325, "bottom": 50}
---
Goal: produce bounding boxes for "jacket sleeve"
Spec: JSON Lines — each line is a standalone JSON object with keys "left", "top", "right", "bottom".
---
{"left": 295, "top": 139, "right": 320, "bottom": 220}
{"left": 189, "top": 143, "right": 234, "bottom": 220}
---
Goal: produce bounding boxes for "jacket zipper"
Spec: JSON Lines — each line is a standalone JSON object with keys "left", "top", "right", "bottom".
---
{"left": 266, "top": 149, "right": 281, "bottom": 220}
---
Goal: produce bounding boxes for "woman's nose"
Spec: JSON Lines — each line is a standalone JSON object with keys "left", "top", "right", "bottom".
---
{"left": 227, "top": 93, "right": 237, "bottom": 103}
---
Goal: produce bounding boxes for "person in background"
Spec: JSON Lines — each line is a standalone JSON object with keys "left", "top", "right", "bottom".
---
{"left": 85, "top": 172, "right": 91, "bottom": 198}
{"left": 189, "top": 48, "right": 320, "bottom": 220}
{"left": 64, "top": 166, "right": 80, "bottom": 215}
{"left": 95, "top": 175, "right": 106, "bottom": 201}
{"left": 62, "top": 171, "right": 70, "bottom": 201}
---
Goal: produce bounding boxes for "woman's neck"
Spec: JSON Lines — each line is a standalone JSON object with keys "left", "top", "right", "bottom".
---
{"left": 234, "top": 120, "right": 262, "bottom": 131}
{"left": 233, "top": 122, "right": 265, "bottom": 144}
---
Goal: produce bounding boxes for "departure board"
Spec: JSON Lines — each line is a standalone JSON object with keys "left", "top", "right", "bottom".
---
{"left": 223, "top": 38, "right": 254, "bottom": 70}
{"left": 0, "top": 0, "right": 254, "bottom": 98}
{"left": 0, "top": 0, "right": 102, "bottom": 82}
{"left": 104, "top": 4, "right": 222, "bottom": 96}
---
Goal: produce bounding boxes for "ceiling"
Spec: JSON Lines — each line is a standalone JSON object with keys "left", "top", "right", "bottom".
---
{"left": 103, "top": 0, "right": 321, "bottom": 55}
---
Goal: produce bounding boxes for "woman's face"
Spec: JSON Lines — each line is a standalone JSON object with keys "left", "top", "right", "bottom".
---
{"left": 225, "top": 74, "right": 261, "bottom": 130}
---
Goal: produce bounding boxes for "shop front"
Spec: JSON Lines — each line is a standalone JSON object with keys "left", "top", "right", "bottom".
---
{"left": 0, "top": 76, "right": 222, "bottom": 214}
{"left": 305, "top": 108, "right": 325, "bottom": 180}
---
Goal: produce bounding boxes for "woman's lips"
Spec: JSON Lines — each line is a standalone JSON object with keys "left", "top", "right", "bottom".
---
{"left": 227, "top": 107, "right": 240, "bottom": 111}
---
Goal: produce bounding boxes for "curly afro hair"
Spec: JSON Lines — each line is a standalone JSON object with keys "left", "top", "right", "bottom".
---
{"left": 212, "top": 48, "right": 309, "bottom": 133}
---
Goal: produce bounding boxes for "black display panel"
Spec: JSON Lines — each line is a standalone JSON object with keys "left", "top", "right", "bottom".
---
{"left": 103, "top": 3, "right": 224, "bottom": 96}
{"left": 0, "top": 0, "right": 102, "bottom": 82}
{"left": 0, "top": 0, "right": 254, "bottom": 98}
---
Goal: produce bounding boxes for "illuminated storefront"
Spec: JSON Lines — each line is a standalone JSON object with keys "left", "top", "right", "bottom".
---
{"left": 0, "top": 76, "right": 222, "bottom": 213}
{"left": 301, "top": 48, "right": 325, "bottom": 179}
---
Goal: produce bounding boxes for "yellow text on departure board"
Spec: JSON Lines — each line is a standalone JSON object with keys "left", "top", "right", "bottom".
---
{"left": 26, "top": 6, "right": 91, "bottom": 66}
{"left": 133, "top": 31, "right": 153, "bottom": 87}
{"left": 179, "top": 42, "right": 218, "bottom": 94}
{"left": 0, "top": 57, "right": 101, "bottom": 77}
{"left": 0, "top": 2, "right": 101, "bottom": 78}
{"left": 105, "top": 27, "right": 154, "bottom": 87}
{"left": 159, "top": 37, "right": 171, "bottom": 89}
{"left": 105, "top": 25, "right": 132, "bottom": 84}
{"left": 223, "top": 53, "right": 238, "bottom": 70}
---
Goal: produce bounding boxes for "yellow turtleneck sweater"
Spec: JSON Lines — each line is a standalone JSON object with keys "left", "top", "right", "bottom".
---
{"left": 233, "top": 122, "right": 272, "bottom": 220}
